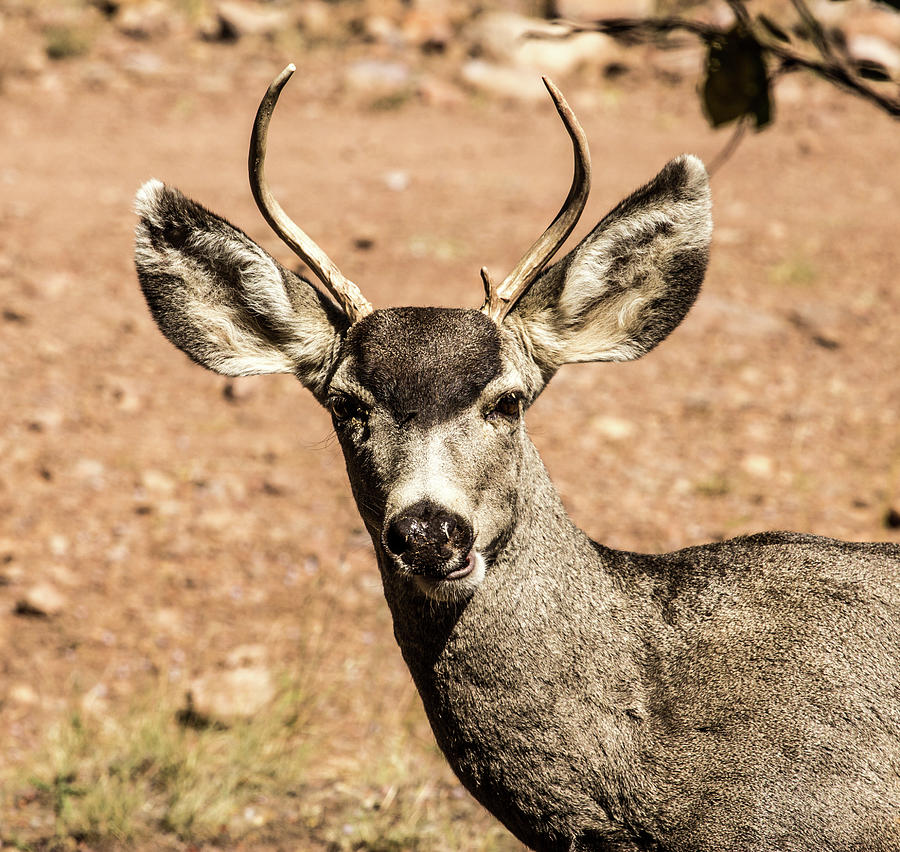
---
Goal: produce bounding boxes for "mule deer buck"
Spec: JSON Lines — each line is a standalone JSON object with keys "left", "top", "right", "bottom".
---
{"left": 134, "top": 65, "right": 900, "bottom": 851}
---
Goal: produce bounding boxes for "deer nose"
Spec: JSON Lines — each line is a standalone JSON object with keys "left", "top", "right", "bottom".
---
{"left": 384, "top": 501, "right": 475, "bottom": 578}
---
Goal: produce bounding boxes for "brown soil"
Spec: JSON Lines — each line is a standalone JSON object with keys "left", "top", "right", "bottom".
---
{"left": 1, "top": 7, "right": 899, "bottom": 851}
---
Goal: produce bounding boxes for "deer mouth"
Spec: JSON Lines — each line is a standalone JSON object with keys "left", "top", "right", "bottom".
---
{"left": 407, "top": 550, "right": 473, "bottom": 582}
{"left": 412, "top": 551, "right": 487, "bottom": 601}
{"left": 443, "top": 552, "right": 475, "bottom": 581}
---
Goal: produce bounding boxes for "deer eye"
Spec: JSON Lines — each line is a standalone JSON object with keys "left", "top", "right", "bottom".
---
{"left": 486, "top": 393, "right": 521, "bottom": 423}
{"left": 329, "top": 394, "right": 367, "bottom": 424}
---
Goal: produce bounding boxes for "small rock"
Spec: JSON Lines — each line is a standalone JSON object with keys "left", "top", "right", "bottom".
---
{"left": 16, "top": 582, "right": 66, "bottom": 617}
{"left": 108, "top": 377, "right": 142, "bottom": 412}
{"left": 117, "top": 0, "right": 172, "bottom": 40}
{"left": 188, "top": 665, "right": 275, "bottom": 723}
{"left": 81, "top": 682, "right": 110, "bottom": 715}
{"left": 199, "top": 507, "right": 246, "bottom": 533}
{"left": 363, "top": 15, "right": 405, "bottom": 48}
{"left": 81, "top": 59, "right": 118, "bottom": 90}
{"left": 154, "top": 607, "right": 183, "bottom": 634}
{"left": 516, "top": 30, "right": 620, "bottom": 75}
{"left": 74, "top": 458, "right": 105, "bottom": 488}
{"left": 215, "top": 0, "right": 289, "bottom": 39}
{"left": 3, "top": 564, "right": 24, "bottom": 583}
{"left": 466, "top": 12, "right": 554, "bottom": 65}
{"left": 416, "top": 75, "right": 465, "bottom": 108}
{"left": 223, "top": 377, "right": 258, "bottom": 403}
{"left": 48, "top": 535, "right": 69, "bottom": 557}
{"left": 50, "top": 564, "right": 78, "bottom": 586}
{"left": 590, "top": 415, "right": 635, "bottom": 440}
{"left": 352, "top": 225, "right": 377, "bottom": 251}
{"left": 402, "top": 6, "right": 453, "bottom": 51}
{"left": 33, "top": 271, "right": 74, "bottom": 298}
{"left": 296, "top": 0, "right": 336, "bottom": 41}
{"left": 344, "top": 58, "right": 412, "bottom": 96}
{"left": 885, "top": 507, "right": 900, "bottom": 530}
{"left": 9, "top": 684, "right": 40, "bottom": 706}
{"left": 141, "top": 469, "right": 176, "bottom": 496}
{"left": 549, "top": 0, "right": 655, "bottom": 23}
{"left": 383, "top": 170, "right": 410, "bottom": 192}
{"left": 121, "top": 50, "right": 164, "bottom": 77}
{"left": 468, "top": 10, "right": 622, "bottom": 74}
{"left": 29, "top": 408, "right": 64, "bottom": 431}
{"left": 19, "top": 47, "right": 50, "bottom": 77}
{"left": 741, "top": 455, "right": 774, "bottom": 478}
{"left": 460, "top": 59, "right": 547, "bottom": 102}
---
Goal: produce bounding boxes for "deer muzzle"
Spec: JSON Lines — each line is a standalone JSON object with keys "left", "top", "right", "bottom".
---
{"left": 384, "top": 500, "right": 475, "bottom": 580}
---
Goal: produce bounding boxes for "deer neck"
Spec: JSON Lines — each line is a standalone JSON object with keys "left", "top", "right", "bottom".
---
{"left": 370, "top": 438, "right": 647, "bottom": 845}
{"left": 373, "top": 436, "right": 607, "bottom": 683}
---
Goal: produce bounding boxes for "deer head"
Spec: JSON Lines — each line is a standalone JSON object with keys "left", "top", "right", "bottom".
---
{"left": 134, "top": 65, "right": 712, "bottom": 604}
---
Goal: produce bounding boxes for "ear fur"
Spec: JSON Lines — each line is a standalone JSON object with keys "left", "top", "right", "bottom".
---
{"left": 509, "top": 155, "right": 711, "bottom": 383}
{"left": 134, "top": 180, "right": 348, "bottom": 402}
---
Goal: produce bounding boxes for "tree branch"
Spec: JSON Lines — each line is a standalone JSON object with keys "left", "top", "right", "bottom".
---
{"left": 548, "top": 10, "right": 900, "bottom": 120}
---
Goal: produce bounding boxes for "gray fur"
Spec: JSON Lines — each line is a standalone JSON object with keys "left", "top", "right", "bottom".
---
{"left": 134, "top": 180, "right": 347, "bottom": 400}
{"left": 134, "top": 155, "right": 900, "bottom": 852}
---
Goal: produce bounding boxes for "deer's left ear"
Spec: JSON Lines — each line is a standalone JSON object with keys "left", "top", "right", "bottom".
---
{"left": 509, "top": 155, "right": 711, "bottom": 382}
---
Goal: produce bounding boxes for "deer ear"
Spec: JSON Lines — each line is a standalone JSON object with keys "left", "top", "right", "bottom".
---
{"left": 134, "top": 180, "right": 348, "bottom": 403}
{"left": 509, "top": 155, "right": 711, "bottom": 381}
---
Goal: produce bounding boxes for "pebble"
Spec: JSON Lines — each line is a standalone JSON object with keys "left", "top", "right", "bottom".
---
{"left": 9, "top": 683, "right": 40, "bottom": 706}
{"left": 344, "top": 58, "right": 412, "bottom": 95}
{"left": 188, "top": 665, "right": 275, "bottom": 723}
{"left": 467, "top": 11, "right": 620, "bottom": 75}
{"left": 741, "top": 455, "right": 774, "bottom": 478}
{"left": 16, "top": 581, "right": 67, "bottom": 617}
{"left": 591, "top": 415, "right": 636, "bottom": 440}
{"left": 460, "top": 60, "right": 548, "bottom": 102}
{"left": 117, "top": 0, "right": 174, "bottom": 40}
{"left": 416, "top": 75, "right": 466, "bottom": 108}
{"left": 296, "top": 0, "right": 337, "bottom": 41}
{"left": 214, "top": 0, "right": 289, "bottom": 39}
{"left": 550, "top": 0, "right": 655, "bottom": 21}
{"left": 383, "top": 169, "right": 410, "bottom": 192}
{"left": 141, "top": 468, "right": 176, "bottom": 496}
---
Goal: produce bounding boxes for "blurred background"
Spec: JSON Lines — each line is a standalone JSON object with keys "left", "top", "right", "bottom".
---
{"left": 1, "top": 0, "right": 898, "bottom": 848}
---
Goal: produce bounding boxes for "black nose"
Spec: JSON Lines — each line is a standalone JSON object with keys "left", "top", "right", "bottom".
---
{"left": 384, "top": 500, "right": 475, "bottom": 578}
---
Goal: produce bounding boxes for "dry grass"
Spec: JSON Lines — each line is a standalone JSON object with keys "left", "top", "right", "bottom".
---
{"left": 4, "top": 675, "right": 312, "bottom": 847}
{"left": 2, "top": 670, "right": 521, "bottom": 851}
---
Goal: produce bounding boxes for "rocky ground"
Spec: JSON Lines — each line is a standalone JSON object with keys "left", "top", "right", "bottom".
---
{"left": 1, "top": 1, "right": 899, "bottom": 849}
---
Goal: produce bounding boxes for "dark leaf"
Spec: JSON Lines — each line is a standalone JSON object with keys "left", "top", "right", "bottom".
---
{"left": 757, "top": 13, "right": 791, "bottom": 43}
{"left": 856, "top": 59, "right": 892, "bottom": 81}
{"left": 702, "top": 27, "right": 773, "bottom": 129}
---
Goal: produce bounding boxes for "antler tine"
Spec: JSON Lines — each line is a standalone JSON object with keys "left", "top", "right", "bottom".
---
{"left": 481, "top": 77, "right": 592, "bottom": 324}
{"left": 249, "top": 64, "right": 373, "bottom": 324}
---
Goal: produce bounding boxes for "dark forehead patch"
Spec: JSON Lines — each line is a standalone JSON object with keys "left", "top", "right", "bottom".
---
{"left": 344, "top": 307, "right": 502, "bottom": 425}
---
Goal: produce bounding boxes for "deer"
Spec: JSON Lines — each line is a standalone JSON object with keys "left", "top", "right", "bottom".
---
{"left": 134, "top": 64, "right": 900, "bottom": 852}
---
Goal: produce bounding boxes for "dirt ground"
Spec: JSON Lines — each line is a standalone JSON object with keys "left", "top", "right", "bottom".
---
{"left": 1, "top": 3, "right": 899, "bottom": 850}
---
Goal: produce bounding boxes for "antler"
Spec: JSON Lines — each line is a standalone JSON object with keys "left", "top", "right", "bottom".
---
{"left": 480, "top": 77, "right": 592, "bottom": 324}
{"left": 249, "top": 64, "right": 373, "bottom": 324}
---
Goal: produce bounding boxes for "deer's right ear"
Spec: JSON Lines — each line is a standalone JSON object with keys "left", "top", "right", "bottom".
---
{"left": 134, "top": 180, "right": 349, "bottom": 403}
{"left": 509, "top": 155, "right": 711, "bottom": 385}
